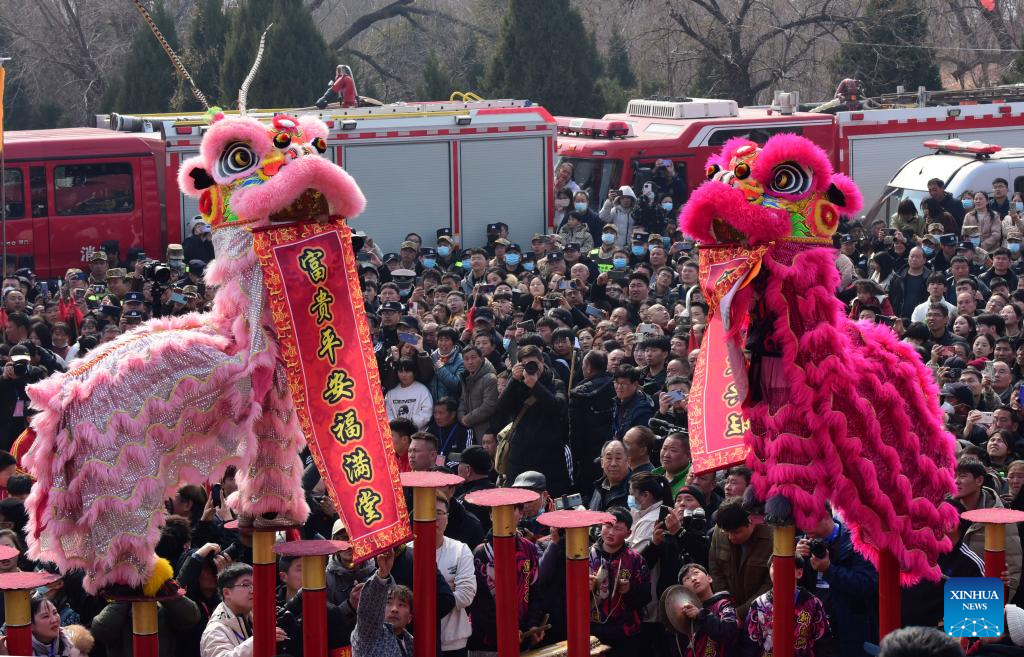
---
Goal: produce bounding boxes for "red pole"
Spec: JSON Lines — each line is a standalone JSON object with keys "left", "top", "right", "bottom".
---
{"left": 413, "top": 487, "right": 438, "bottom": 657}
{"left": 492, "top": 506, "right": 519, "bottom": 657}
{"left": 253, "top": 529, "right": 277, "bottom": 657}
{"left": 3, "top": 590, "right": 31, "bottom": 656}
{"left": 878, "top": 548, "right": 900, "bottom": 637}
{"left": 132, "top": 600, "right": 159, "bottom": 657}
{"left": 303, "top": 582, "right": 327, "bottom": 657}
{"left": 565, "top": 526, "right": 591, "bottom": 657}
{"left": 773, "top": 525, "right": 795, "bottom": 657}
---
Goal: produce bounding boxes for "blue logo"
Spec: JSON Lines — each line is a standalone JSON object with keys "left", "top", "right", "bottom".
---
{"left": 945, "top": 577, "right": 1004, "bottom": 638}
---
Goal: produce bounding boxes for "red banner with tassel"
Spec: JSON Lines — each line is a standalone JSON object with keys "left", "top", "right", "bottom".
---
{"left": 253, "top": 220, "right": 410, "bottom": 562}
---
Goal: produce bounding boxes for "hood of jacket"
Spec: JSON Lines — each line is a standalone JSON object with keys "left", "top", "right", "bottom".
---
{"left": 574, "top": 372, "right": 613, "bottom": 398}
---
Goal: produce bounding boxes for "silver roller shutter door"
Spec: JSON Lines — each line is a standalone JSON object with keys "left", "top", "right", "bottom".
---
{"left": 460, "top": 137, "right": 546, "bottom": 247}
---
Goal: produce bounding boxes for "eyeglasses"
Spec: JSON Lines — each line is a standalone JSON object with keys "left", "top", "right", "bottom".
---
{"left": 435, "top": 510, "right": 449, "bottom": 517}
{"left": 229, "top": 582, "right": 254, "bottom": 590}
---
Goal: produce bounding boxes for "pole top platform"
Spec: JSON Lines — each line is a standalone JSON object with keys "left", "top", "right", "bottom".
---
{"left": 962, "top": 508, "right": 1024, "bottom": 524}
{"left": 273, "top": 539, "right": 350, "bottom": 557}
{"left": 0, "top": 571, "right": 60, "bottom": 591}
{"left": 465, "top": 487, "right": 539, "bottom": 507}
{"left": 401, "top": 471, "right": 464, "bottom": 488}
{"left": 538, "top": 509, "right": 615, "bottom": 529}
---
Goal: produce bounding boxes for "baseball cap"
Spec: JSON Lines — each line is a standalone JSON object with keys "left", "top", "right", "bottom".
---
{"left": 123, "top": 310, "right": 144, "bottom": 320}
{"left": 939, "top": 234, "right": 957, "bottom": 247}
{"left": 564, "top": 242, "right": 581, "bottom": 252}
{"left": 420, "top": 247, "right": 437, "bottom": 257}
{"left": 89, "top": 251, "right": 108, "bottom": 262}
{"left": 531, "top": 233, "right": 546, "bottom": 243}
{"left": 105, "top": 268, "right": 126, "bottom": 279}
{"left": 957, "top": 241, "right": 976, "bottom": 251}
{"left": 379, "top": 301, "right": 403, "bottom": 313}
{"left": 397, "top": 315, "right": 420, "bottom": 330}
{"left": 602, "top": 224, "right": 618, "bottom": 234}
{"left": 840, "top": 234, "right": 854, "bottom": 244}
{"left": 167, "top": 244, "right": 184, "bottom": 258}
{"left": 487, "top": 223, "right": 501, "bottom": 233}
{"left": 1009, "top": 229, "right": 1023, "bottom": 241}
{"left": 927, "top": 222, "right": 945, "bottom": 233}
{"left": 547, "top": 252, "right": 564, "bottom": 262}
{"left": 124, "top": 292, "right": 145, "bottom": 304}
{"left": 507, "top": 243, "right": 522, "bottom": 253}
{"left": 493, "top": 238, "right": 511, "bottom": 247}
{"left": 400, "top": 241, "right": 418, "bottom": 251}
{"left": 511, "top": 471, "right": 547, "bottom": 491}
{"left": 188, "top": 260, "right": 206, "bottom": 275}
{"left": 940, "top": 382, "right": 973, "bottom": 407}
{"left": 331, "top": 518, "right": 347, "bottom": 537}
{"left": 647, "top": 234, "right": 664, "bottom": 245}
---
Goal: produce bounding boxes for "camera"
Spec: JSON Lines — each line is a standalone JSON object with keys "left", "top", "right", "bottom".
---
{"left": 142, "top": 261, "right": 172, "bottom": 285}
{"left": 275, "top": 606, "right": 299, "bottom": 653}
{"left": 523, "top": 361, "right": 540, "bottom": 376}
{"left": 809, "top": 538, "right": 829, "bottom": 559}
{"left": 11, "top": 361, "right": 28, "bottom": 377}
{"left": 682, "top": 507, "right": 707, "bottom": 534}
{"left": 552, "top": 493, "right": 583, "bottom": 510}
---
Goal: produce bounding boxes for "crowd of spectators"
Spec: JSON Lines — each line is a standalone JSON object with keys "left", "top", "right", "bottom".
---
{"left": 2, "top": 170, "right": 1024, "bottom": 656}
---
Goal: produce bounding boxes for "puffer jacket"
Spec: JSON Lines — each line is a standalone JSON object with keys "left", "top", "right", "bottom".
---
{"left": 199, "top": 602, "right": 253, "bottom": 657}
{"left": 429, "top": 349, "right": 465, "bottom": 403}
{"left": 326, "top": 553, "right": 376, "bottom": 623}
{"left": 458, "top": 359, "right": 498, "bottom": 439}
{"left": 599, "top": 200, "right": 636, "bottom": 247}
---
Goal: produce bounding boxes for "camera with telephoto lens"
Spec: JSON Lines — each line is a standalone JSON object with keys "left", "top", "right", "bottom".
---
{"left": 809, "top": 538, "right": 829, "bottom": 559}
{"left": 523, "top": 361, "right": 540, "bottom": 376}
{"left": 682, "top": 507, "right": 707, "bottom": 533}
{"left": 275, "top": 606, "right": 299, "bottom": 653}
{"left": 11, "top": 361, "right": 28, "bottom": 377}
{"left": 142, "top": 261, "right": 172, "bottom": 285}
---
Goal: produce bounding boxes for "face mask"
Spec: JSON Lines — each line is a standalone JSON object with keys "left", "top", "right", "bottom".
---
{"left": 661, "top": 236, "right": 671, "bottom": 247}
{"left": 523, "top": 262, "right": 535, "bottom": 272}
{"left": 505, "top": 254, "right": 521, "bottom": 267}
{"left": 631, "top": 245, "right": 646, "bottom": 257}
{"left": 613, "top": 258, "right": 628, "bottom": 269}
{"left": 399, "top": 287, "right": 412, "bottom": 297}
{"left": 941, "top": 401, "right": 956, "bottom": 415}
{"left": 962, "top": 199, "right": 975, "bottom": 210}
{"left": 1011, "top": 243, "right": 1021, "bottom": 254}
{"left": 34, "top": 586, "right": 49, "bottom": 597}
{"left": 970, "top": 237, "right": 981, "bottom": 248}
{"left": 574, "top": 202, "right": 588, "bottom": 213}
{"left": 922, "top": 245, "right": 935, "bottom": 257}
{"left": 422, "top": 258, "right": 436, "bottom": 269}
{"left": 661, "top": 202, "right": 674, "bottom": 212}
{"left": 1016, "top": 202, "right": 1024, "bottom": 212}
{"left": 502, "top": 337, "right": 511, "bottom": 350}
{"left": 602, "top": 233, "right": 616, "bottom": 245}
{"left": 627, "top": 495, "right": 639, "bottom": 511}
{"left": 437, "top": 246, "right": 451, "bottom": 257}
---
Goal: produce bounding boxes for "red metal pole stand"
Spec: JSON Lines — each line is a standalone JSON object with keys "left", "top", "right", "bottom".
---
{"left": 0, "top": 568, "right": 60, "bottom": 657}
{"left": 253, "top": 529, "right": 277, "bottom": 657}
{"left": 537, "top": 509, "right": 614, "bottom": 657}
{"left": 464, "top": 488, "right": 540, "bottom": 657}
{"left": 413, "top": 486, "right": 438, "bottom": 657}
{"left": 132, "top": 600, "right": 159, "bottom": 657}
{"left": 773, "top": 525, "right": 796, "bottom": 657}
{"left": 878, "top": 548, "right": 900, "bottom": 638}
{"left": 274, "top": 539, "right": 350, "bottom": 657}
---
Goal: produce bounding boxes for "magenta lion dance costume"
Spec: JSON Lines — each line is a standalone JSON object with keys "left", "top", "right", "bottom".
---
{"left": 23, "top": 106, "right": 366, "bottom": 593}
{"left": 680, "top": 134, "right": 958, "bottom": 584}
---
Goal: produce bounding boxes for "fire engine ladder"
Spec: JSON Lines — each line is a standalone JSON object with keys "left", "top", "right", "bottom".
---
{"left": 809, "top": 83, "right": 1024, "bottom": 113}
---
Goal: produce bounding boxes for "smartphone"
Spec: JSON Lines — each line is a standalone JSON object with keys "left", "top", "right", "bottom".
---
{"left": 658, "top": 505, "right": 671, "bottom": 522}
{"left": 558, "top": 279, "right": 569, "bottom": 290}
{"left": 585, "top": 305, "right": 604, "bottom": 318}
{"left": 608, "top": 271, "right": 627, "bottom": 282}
{"left": 518, "top": 320, "right": 535, "bottom": 332}
{"left": 73, "top": 288, "right": 86, "bottom": 301}
{"left": 170, "top": 292, "right": 187, "bottom": 305}
{"left": 38, "top": 281, "right": 48, "bottom": 299}
{"left": 479, "top": 284, "right": 495, "bottom": 294}
{"left": 878, "top": 315, "right": 895, "bottom": 327}
{"left": 126, "top": 314, "right": 141, "bottom": 325}
{"left": 978, "top": 411, "right": 994, "bottom": 426}
{"left": 356, "top": 252, "right": 371, "bottom": 262}
{"left": 211, "top": 483, "right": 222, "bottom": 507}
{"left": 398, "top": 332, "right": 418, "bottom": 345}
{"left": 665, "top": 389, "right": 686, "bottom": 403}
{"left": 638, "top": 323, "right": 657, "bottom": 335}
{"left": 984, "top": 361, "right": 996, "bottom": 380}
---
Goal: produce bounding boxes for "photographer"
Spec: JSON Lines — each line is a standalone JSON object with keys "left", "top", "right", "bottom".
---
{"left": 0, "top": 343, "right": 47, "bottom": 450}
{"left": 797, "top": 505, "right": 878, "bottom": 657}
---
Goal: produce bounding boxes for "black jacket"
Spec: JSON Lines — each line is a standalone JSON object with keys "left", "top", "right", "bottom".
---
{"left": 495, "top": 370, "right": 572, "bottom": 496}
{"left": 569, "top": 373, "right": 615, "bottom": 497}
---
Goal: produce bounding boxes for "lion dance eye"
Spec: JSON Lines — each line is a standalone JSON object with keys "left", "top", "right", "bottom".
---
{"left": 734, "top": 163, "right": 750, "bottom": 180}
{"left": 706, "top": 164, "right": 720, "bottom": 180}
{"left": 312, "top": 137, "right": 327, "bottom": 154}
{"left": 770, "top": 162, "right": 811, "bottom": 195}
{"left": 217, "top": 142, "right": 257, "bottom": 178}
{"left": 273, "top": 133, "right": 292, "bottom": 149}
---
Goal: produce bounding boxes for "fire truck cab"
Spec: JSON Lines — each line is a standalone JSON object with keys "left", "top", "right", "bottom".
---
{"left": 2, "top": 128, "right": 166, "bottom": 278}
{"left": 555, "top": 97, "right": 836, "bottom": 211}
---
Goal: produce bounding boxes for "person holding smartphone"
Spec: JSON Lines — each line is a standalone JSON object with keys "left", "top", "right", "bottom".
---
{"left": 599, "top": 186, "right": 637, "bottom": 248}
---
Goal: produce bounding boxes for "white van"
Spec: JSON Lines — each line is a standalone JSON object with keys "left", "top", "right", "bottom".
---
{"left": 865, "top": 139, "right": 1024, "bottom": 223}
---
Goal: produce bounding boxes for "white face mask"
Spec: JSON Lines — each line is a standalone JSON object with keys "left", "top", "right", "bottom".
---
{"left": 941, "top": 401, "right": 956, "bottom": 415}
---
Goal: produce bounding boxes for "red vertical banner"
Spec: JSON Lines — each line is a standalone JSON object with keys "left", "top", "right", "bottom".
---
{"left": 253, "top": 220, "right": 410, "bottom": 561}
{"left": 687, "top": 244, "right": 766, "bottom": 474}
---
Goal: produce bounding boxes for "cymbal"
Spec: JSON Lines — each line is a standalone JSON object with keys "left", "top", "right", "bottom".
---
{"left": 658, "top": 585, "right": 702, "bottom": 635}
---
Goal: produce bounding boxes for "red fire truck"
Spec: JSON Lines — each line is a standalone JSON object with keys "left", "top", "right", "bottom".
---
{"left": 556, "top": 91, "right": 1024, "bottom": 214}
{"left": 2, "top": 99, "right": 555, "bottom": 279}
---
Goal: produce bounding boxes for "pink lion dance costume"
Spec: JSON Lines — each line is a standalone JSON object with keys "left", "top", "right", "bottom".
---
{"left": 24, "top": 112, "right": 366, "bottom": 593}
{"left": 680, "top": 134, "right": 958, "bottom": 584}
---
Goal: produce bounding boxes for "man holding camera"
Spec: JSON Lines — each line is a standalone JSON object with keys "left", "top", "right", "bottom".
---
{"left": 494, "top": 345, "right": 571, "bottom": 496}
{"left": 797, "top": 506, "right": 878, "bottom": 657}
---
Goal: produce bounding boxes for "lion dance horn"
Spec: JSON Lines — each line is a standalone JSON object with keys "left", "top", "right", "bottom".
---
{"left": 128, "top": 0, "right": 210, "bottom": 110}
{"left": 238, "top": 24, "right": 273, "bottom": 115}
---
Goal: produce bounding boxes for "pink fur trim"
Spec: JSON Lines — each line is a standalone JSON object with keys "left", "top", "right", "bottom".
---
{"left": 200, "top": 117, "right": 275, "bottom": 181}
{"left": 231, "top": 155, "right": 366, "bottom": 221}
{"left": 828, "top": 173, "right": 864, "bottom": 217}
{"left": 750, "top": 132, "right": 834, "bottom": 197}
{"left": 178, "top": 155, "right": 208, "bottom": 198}
{"left": 678, "top": 180, "right": 792, "bottom": 246}
{"left": 297, "top": 115, "right": 329, "bottom": 142}
{"left": 710, "top": 137, "right": 758, "bottom": 169}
